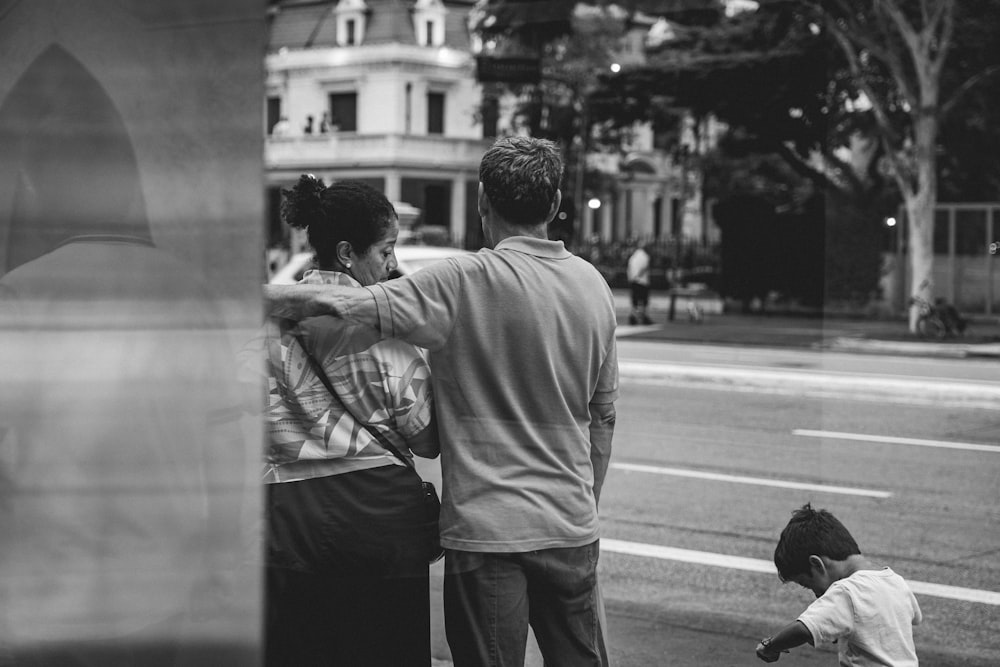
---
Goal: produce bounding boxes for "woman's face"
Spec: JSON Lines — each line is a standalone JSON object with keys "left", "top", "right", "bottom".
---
{"left": 348, "top": 217, "right": 399, "bottom": 286}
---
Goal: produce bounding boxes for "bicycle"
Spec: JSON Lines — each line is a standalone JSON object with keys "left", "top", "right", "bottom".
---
{"left": 909, "top": 294, "right": 948, "bottom": 339}
{"left": 908, "top": 294, "right": 967, "bottom": 339}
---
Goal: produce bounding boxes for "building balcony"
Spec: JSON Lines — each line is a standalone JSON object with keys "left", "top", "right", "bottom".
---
{"left": 266, "top": 132, "right": 493, "bottom": 173}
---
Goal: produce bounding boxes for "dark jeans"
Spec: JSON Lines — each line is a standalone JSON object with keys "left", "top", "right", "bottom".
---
{"left": 443, "top": 541, "right": 608, "bottom": 667}
{"left": 629, "top": 282, "right": 650, "bottom": 310}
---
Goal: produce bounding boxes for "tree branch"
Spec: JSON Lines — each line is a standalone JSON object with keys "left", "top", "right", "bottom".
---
{"left": 772, "top": 140, "right": 834, "bottom": 190}
{"left": 880, "top": 134, "right": 914, "bottom": 200}
{"left": 928, "top": 0, "right": 955, "bottom": 81}
{"left": 878, "top": 0, "right": 921, "bottom": 56}
{"left": 838, "top": 9, "right": 915, "bottom": 103}
{"left": 825, "top": 17, "right": 902, "bottom": 146}
{"left": 941, "top": 63, "right": 1000, "bottom": 121}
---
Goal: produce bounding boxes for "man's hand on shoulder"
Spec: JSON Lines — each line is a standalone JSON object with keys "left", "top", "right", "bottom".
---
{"left": 263, "top": 284, "right": 343, "bottom": 320}
{"left": 262, "top": 283, "right": 379, "bottom": 330}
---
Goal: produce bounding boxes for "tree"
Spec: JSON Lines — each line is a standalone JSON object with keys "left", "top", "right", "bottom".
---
{"left": 473, "top": 1, "right": 1000, "bottom": 320}
{"left": 472, "top": 1, "right": 631, "bottom": 243}
{"left": 798, "top": 0, "right": 1000, "bottom": 329}
{"left": 589, "top": 0, "right": 999, "bottom": 319}
{"left": 593, "top": 1, "right": 893, "bottom": 304}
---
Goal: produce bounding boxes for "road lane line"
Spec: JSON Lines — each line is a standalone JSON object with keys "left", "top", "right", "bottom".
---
{"left": 602, "top": 539, "right": 774, "bottom": 573}
{"left": 611, "top": 462, "right": 892, "bottom": 498}
{"left": 793, "top": 429, "right": 1000, "bottom": 454}
{"left": 601, "top": 539, "right": 1000, "bottom": 605}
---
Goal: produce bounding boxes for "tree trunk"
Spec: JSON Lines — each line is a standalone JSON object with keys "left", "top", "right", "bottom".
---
{"left": 904, "top": 191, "right": 934, "bottom": 331}
{"left": 905, "top": 114, "right": 939, "bottom": 332}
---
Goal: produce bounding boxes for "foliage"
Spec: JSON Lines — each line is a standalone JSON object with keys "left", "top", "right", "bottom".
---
{"left": 471, "top": 0, "right": 1000, "bottom": 313}
{"left": 935, "top": 0, "right": 1000, "bottom": 201}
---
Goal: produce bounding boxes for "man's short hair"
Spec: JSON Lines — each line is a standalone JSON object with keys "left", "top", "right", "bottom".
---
{"left": 479, "top": 136, "right": 563, "bottom": 225}
{"left": 773, "top": 504, "right": 861, "bottom": 581}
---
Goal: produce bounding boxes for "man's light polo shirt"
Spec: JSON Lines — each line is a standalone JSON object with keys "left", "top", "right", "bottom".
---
{"left": 368, "top": 236, "right": 619, "bottom": 552}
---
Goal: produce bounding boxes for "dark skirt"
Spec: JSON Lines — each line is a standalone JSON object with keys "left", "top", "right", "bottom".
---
{"left": 265, "top": 465, "right": 432, "bottom": 667}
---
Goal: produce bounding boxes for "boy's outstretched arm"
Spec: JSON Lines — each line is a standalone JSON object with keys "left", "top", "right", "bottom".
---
{"left": 755, "top": 620, "right": 812, "bottom": 662}
{"left": 263, "top": 284, "right": 378, "bottom": 327}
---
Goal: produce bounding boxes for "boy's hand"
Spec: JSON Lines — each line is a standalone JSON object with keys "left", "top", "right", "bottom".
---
{"left": 755, "top": 638, "right": 784, "bottom": 662}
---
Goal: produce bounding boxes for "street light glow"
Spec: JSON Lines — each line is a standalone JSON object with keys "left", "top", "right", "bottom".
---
{"left": 588, "top": 198, "right": 602, "bottom": 210}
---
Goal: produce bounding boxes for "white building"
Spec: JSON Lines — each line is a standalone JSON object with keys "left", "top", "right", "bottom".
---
{"left": 264, "top": 0, "right": 718, "bottom": 256}
{"left": 265, "top": 0, "right": 490, "bottom": 250}
{"left": 588, "top": 9, "right": 720, "bottom": 246}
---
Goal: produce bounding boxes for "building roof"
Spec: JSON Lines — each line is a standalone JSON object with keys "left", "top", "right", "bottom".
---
{"left": 268, "top": 0, "right": 475, "bottom": 52}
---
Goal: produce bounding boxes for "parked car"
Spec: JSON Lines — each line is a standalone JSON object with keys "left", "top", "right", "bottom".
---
{"left": 268, "top": 245, "right": 473, "bottom": 285}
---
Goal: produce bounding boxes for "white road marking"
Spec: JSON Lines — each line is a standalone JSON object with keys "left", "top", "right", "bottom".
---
{"left": 617, "top": 360, "right": 1000, "bottom": 410}
{"left": 611, "top": 462, "right": 892, "bottom": 498}
{"left": 601, "top": 539, "right": 1000, "bottom": 605}
{"left": 793, "top": 429, "right": 1000, "bottom": 454}
{"left": 602, "top": 539, "right": 774, "bottom": 573}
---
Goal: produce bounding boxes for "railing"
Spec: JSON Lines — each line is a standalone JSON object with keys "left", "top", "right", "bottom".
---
{"left": 571, "top": 237, "right": 721, "bottom": 289}
{"left": 266, "top": 132, "right": 493, "bottom": 170}
{"left": 889, "top": 203, "right": 1000, "bottom": 315}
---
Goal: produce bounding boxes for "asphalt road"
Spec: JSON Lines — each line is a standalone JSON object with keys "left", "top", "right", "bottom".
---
{"left": 424, "top": 339, "right": 1000, "bottom": 666}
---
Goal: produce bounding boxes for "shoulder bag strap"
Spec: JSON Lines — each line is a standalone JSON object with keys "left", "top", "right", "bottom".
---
{"left": 293, "top": 334, "right": 416, "bottom": 470}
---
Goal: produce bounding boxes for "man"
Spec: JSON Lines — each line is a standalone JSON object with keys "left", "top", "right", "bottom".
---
{"left": 264, "top": 136, "right": 619, "bottom": 666}
{"left": 626, "top": 242, "right": 654, "bottom": 325}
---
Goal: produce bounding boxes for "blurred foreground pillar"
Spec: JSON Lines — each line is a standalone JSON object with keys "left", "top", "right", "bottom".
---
{"left": 0, "top": 1, "right": 265, "bottom": 665}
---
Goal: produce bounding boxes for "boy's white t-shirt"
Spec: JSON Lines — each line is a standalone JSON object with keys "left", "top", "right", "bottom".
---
{"left": 798, "top": 567, "right": 922, "bottom": 667}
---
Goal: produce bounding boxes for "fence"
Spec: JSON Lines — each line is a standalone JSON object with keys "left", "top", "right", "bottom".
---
{"left": 887, "top": 203, "right": 999, "bottom": 315}
{"left": 570, "top": 237, "right": 722, "bottom": 289}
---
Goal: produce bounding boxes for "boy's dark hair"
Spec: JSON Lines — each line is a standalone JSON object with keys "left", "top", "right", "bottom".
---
{"left": 773, "top": 504, "right": 861, "bottom": 581}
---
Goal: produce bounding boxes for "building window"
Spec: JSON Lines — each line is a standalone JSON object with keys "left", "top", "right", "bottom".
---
{"left": 335, "top": 0, "right": 367, "bottom": 46}
{"left": 413, "top": 0, "right": 446, "bottom": 47}
{"left": 267, "top": 186, "right": 284, "bottom": 246}
{"left": 481, "top": 96, "right": 499, "bottom": 139}
{"left": 266, "top": 96, "right": 281, "bottom": 135}
{"left": 329, "top": 92, "right": 357, "bottom": 132}
{"left": 427, "top": 92, "right": 444, "bottom": 135}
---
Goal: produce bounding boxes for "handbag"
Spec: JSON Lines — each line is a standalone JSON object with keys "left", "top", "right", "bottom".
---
{"left": 294, "top": 335, "right": 444, "bottom": 564}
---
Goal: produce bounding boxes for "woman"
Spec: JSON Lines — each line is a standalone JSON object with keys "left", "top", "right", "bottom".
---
{"left": 244, "top": 176, "right": 439, "bottom": 666}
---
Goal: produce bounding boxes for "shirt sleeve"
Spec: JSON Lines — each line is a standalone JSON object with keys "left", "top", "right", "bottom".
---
{"left": 374, "top": 339, "right": 435, "bottom": 443}
{"left": 367, "top": 258, "right": 465, "bottom": 351}
{"left": 797, "top": 583, "right": 856, "bottom": 647}
{"left": 591, "top": 337, "right": 619, "bottom": 405}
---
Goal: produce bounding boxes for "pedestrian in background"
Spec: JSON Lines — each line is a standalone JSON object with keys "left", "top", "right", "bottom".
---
{"left": 242, "top": 176, "right": 440, "bottom": 667}
{"left": 626, "top": 241, "right": 654, "bottom": 325}
{"left": 263, "top": 136, "right": 620, "bottom": 667}
{"left": 756, "top": 503, "right": 921, "bottom": 665}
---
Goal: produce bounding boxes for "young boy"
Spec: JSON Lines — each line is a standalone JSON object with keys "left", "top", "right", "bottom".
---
{"left": 756, "top": 504, "right": 922, "bottom": 665}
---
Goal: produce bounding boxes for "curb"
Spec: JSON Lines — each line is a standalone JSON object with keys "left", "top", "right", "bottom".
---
{"left": 618, "top": 360, "right": 1000, "bottom": 409}
{"left": 827, "top": 337, "right": 1000, "bottom": 359}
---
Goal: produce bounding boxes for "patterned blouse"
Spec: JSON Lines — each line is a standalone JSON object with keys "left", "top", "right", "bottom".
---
{"left": 240, "top": 269, "right": 435, "bottom": 483}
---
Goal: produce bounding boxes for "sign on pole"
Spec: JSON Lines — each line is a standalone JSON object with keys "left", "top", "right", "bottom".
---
{"left": 476, "top": 56, "right": 541, "bottom": 84}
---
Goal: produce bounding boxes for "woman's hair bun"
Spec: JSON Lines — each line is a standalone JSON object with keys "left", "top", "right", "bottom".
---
{"left": 281, "top": 173, "right": 327, "bottom": 230}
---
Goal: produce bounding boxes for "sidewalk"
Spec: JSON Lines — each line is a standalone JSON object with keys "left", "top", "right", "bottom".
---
{"left": 612, "top": 289, "right": 1000, "bottom": 358}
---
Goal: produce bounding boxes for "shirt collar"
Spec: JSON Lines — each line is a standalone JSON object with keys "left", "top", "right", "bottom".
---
{"left": 301, "top": 269, "right": 362, "bottom": 287}
{"left": 493, "top": 236, "right": 571, "bottom": 259}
